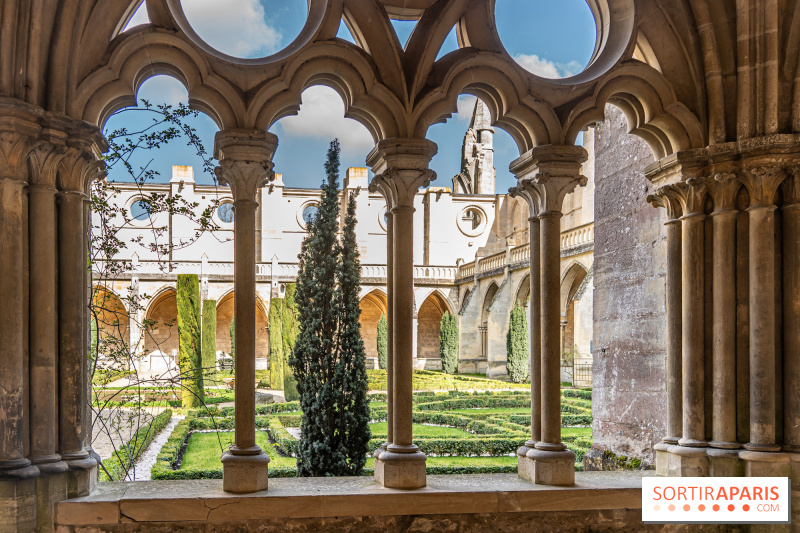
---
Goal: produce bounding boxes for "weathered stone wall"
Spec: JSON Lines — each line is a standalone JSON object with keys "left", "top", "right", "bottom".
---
{"left": 359, "top": 297, "right": 383, "bottom": 359}
{"left": 144, "top": 291, "right": 178, "bottom": 355}
{"left": 590, "top": 105, "right": 666, "bottom": 466}
{"left": 416, "top": 297, "right": 443, "bottom": 358}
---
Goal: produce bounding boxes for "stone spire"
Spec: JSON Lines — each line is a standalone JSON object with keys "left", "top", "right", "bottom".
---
{"left": 452, "top": 99, "right": 496, "bottom": 195}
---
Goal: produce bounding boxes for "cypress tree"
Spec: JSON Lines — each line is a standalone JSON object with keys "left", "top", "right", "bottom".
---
{"left": 177, "top": 274, "right": 203, "bottom": 406}
{"left": 229, "top": 314, "right": 235, "bottom": 362}
{"left": 290, "top": 139, "right": 370, "bottom": 477}
{"left": 377, "top": 314, "right": 388, "bottom": 370}
{"left": 440, "top": 311, "right": 459, "bottom": 374}
{"left": 268, "top": 298, "right": 285, "bottom": 390}
{"left": 282, "top": 284, "right": 300, "bottom": 401}
{"left": 201, "top": 300, "right": 217, "bottom": 375}
{"left": 506, "top": 301, "right": 529, "bottom": 383}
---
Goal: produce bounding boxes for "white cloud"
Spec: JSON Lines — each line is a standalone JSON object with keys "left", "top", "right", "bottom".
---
{"left": 456, "top": 95, "right": 478, "bottom": 122}
{"left": 276, "top": 86, "right": 376, "bottom": 155}
{"left": 138, "top": 75, "right": 189, "bottom": 107}
{"left": 181, "top": 0, "right": 281, "bottom": 57}
{"left": 513, "top": 54, "right": 583, "bottom": 79}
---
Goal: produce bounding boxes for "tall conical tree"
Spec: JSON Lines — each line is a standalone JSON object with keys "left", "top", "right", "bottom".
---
{"left": 282, "top": 284, "right": 300, "bottom": 401}
{"left": 268, "top": 298, "right": 285, "bottom": 390}
{"left": 440, "top": 311, "right": 459, "bottom": 374}
{"left": 290, "top": 139, "right": 370, "bottom": 477}
{"left": 506, "top": 301, "right": 529, "bottom": 383}
{"left": 177, "top": 274, "right": 203, "bottom": 406}
{"left": 377, "top": 314, "right": 388, "bottom": 370}
{"left": 201, "top": 300, "right": 217, "bottom": 375}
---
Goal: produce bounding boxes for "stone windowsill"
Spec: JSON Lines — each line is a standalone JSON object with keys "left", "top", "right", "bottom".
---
{"left": 56, "top": 471, "right": 650, "bottom": 527}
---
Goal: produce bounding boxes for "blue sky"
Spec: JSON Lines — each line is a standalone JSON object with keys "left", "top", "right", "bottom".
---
{"left": 111, "top": 1, "right": 595, "bottom": 192}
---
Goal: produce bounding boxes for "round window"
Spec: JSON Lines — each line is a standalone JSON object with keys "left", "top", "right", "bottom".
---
{"left": 302, "top": 204, "right": 319, "bottom": 225}
{"left": 218, "top": 202, "right": 234, "bottom": 223}
{"left": 456, "top": 206, "right": 488, "bottom": 237}
{"left": 130, "top": 199, "right": 152, "bottom": 221}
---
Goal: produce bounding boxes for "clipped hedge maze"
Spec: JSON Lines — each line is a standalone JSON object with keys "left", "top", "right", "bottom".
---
{"left": 150, "top": 389, "right": 592, "bottom": 479}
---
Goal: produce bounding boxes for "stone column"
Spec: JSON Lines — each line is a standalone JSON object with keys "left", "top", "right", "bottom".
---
{"left": 667, "top": 178, "right": 709, "bottom": 476}
{"left": 57, "top": 146, "right": 105, "bottom": 496}
{"left": 515, "top": 214, "right": 541, "bottom": 473}
{"left": 214, "top": 129, "right": 277, "bottom": 493}
{"left": 0, "top": 127, "right": 40, "bottom": 483}
{"left": 375, "top": 212, "right": 394, "bottom": 460}
{"left": 738, "top": 167, "right": 785, "bottom": 454}
{"left": 28, "top": 143, "right": 70, "bottom": 476}
{"left": 784, "top": 170, "right": 800, "bottom": 453}
{"left": 368, "top": 138, "right": 437, "bottom": 489}
{"left": 647, "top": 185, "right": 684, "bottom": 474}
{"left": 510, "top": 145, "right": 587, "bottom": 486}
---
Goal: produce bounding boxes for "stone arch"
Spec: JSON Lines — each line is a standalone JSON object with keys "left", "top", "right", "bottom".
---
{"left": 143, "top": 287, "right": 177, "bottom": 357}
{"left": 91, "top": 285, "right": 130, "bottom": 355}
{"left": 416, "top": 290, "right": 451, "bottom": 358}
{"left": 480, "top": 281, "right": 500, "bottom": 358}
{"left": 359, "top": 289, "right": 388, "bottom": 360}
{"left": 560, "top": 262, "right": 590, "bottom": 357}
{"left": 215, "top": 291, "right": 269, "bottom": 359}
{"left": 515, "top": 273, "right": 531, "bottom": 309}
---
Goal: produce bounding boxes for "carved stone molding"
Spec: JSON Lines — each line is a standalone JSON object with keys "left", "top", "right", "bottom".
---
{"left": 213, "top": 129, "right": 278, "bottom": 202}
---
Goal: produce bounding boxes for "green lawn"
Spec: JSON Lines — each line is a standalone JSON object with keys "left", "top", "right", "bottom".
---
{"left": 369, "top": 422, "right": 473, "bottom": 437}
{"left": 180, "top": 431, "right": 295, "bottom": 470}
{"left": 562, "top": 427, "right": 592, "bottom": 438}
{"left": 369, "top": 401, "right": 387, "bottom": 409}
{"left": 362, "top": 456, "right": 516, "bottom": 469}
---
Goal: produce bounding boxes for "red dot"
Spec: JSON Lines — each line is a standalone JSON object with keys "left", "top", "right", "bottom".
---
{"left": 698, "top": 504, "right": 706, "bottom": 511}
{"left": 683, "top": 504, "right": 691, "bottom": 512}
{"left": 713, "top": 504, "right": 720, "bottom": 512}
{"left": 743, "top": 504, "right": 750, "bottom": 512}
{"left": 728, "top": 504, "right": 735, "bottom": 512}
{"left": 668, "top": 504, "right": 676, "bottom": 512}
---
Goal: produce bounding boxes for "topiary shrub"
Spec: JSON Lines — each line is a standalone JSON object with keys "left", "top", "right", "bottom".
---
{"left": 505, "top": 301, "right": 529, "bottom": 383}
{"left": 440, "top": 311, "right": 459, "bottom": 374}
{"left": 177, "top": 274, "right": 203, "bottom": 406}
{"left": 377, "top": 314, "right": 388, "bottom": 370}
{"left": 201, "top": 300, "right": 217, "bottom": 375}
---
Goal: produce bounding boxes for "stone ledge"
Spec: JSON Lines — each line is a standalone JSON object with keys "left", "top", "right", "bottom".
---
{"left": 55, "top": 472, "right": 648, "bottom": 526}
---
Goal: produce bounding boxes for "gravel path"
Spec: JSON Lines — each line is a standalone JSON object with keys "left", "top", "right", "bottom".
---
{"left": 132, "top": 416, "right": 183, "bottom": 481}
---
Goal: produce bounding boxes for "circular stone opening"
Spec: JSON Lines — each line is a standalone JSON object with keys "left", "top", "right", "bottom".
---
{"left": 130, "top": 199, "right": 152, "bottom": 221}
{"left": 494, "top": 0, "right": 596, "bottom": 79}
{"left": 217, "top": 202, "right": 234, "bottom": 223}
{"left": 301, "top": 204, "right": 319, "bottom": 227}
{"left": 180, "top": 0, "right": 307, "bottom": 59}
{"left": 457, "top": 206, "right": 487, "bottom": 237}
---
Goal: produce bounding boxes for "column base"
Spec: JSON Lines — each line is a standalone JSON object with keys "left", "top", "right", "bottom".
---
{"left": 0, "top": 458, "right": 39, "bottom": 481}
{"left": 654, "top": 442, "right": 671, "bottom": 476}
{"left": 374, "top": 450, "right": 426, "bottom": 489}
{"left": 64, "top": 455, "right": 98, "bottom": 498}
{"left": 667, "top": 445, "right": 708, "bottom": 477}
{"left": 35, "top": 468, "right": 70, "bottom": 533}
{"left": 522, "top": 448, "right": 576, "bottom": 486}
{"left": 516, "top": 440, "right": 536, "bottom": 481}
{"left": 0, "top": 477, "right": 37, "bottom": 532}
{"left": 221, "top": 450, "right": 270, "bottom": 493}
{"left": 707, "top": 447, "right": 743, "bottom": 477}
{"left": 740, "top": 450, "right": 790, "bottom": 478}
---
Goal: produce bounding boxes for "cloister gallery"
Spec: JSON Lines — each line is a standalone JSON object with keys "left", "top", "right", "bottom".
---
{"left": 1, "top": 0, "right": 799, "bottom": 531}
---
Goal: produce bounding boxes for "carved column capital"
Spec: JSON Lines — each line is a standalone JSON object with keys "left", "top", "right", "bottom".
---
{"left": 58, "top": 146, "right": 106, "bottom": 195}
{"left": 509, "top": 145, "right": 588, "bottom": 217}
{"left": 367, "top": 137, "right": 437, "bottom": 208}
{"left": 737, "top": 166, "right": 787, "bottom": 208}
{"left": 708, "top": 173, "right": 742, "bottom": 213}
{"left": 672, "top": 177, "right": 709, "bottom": 217}
{"left": 0, "top": 125, "right": 42, "bottom": 182}
{"left": 647, "top": 184, "right": 685, "bottom": 221}
{"left": 781, "top": 167, "right": 800, "bottom": 206}
{"left": 213, "top": 129, "right": 278, "bottom": 201}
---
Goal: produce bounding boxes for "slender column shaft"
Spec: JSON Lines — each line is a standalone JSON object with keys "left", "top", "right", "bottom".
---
{"left": 390, "top": 205, "right": 415, "bottom": 449}
{"left": 745, "top": 205, "right": 779, "bottom": 451}
{"left": 386, "top": 212, "right": 394, "bottom": 446}
{"left": 679, "top": 213, "right": 706, "bottom": 447}
{"left": 784, "top": 203, "right": 800, "bottom": 451}
{"left": 664, "top": 218, "right": 683, "bottom": 443}
{"left": 58, "top": 191, "right": 91, "bottom": 461}
{"left": 0, "top": 177, "right": 33, "bottom": 474}
{"left": 537, "top": 213, "right": 564, "bottom": 449}
{"left": 82, "top": 196, "right": 95, "bottom": 458}
{"left": 528, "top": 217, "right": 541, "bottom": 445}
{"left": 233, "top": 199, "right": 258, "bottom": 453}
{"left": 28, "top": 185, "right": 62, "bottom": 464}
{"left": 711, "top": 209, "right": 738, "bottom": 447}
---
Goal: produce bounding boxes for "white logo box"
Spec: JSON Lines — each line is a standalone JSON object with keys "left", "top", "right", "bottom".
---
{"left": 642, "top": 477, "right": 791, "bottom": 524}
